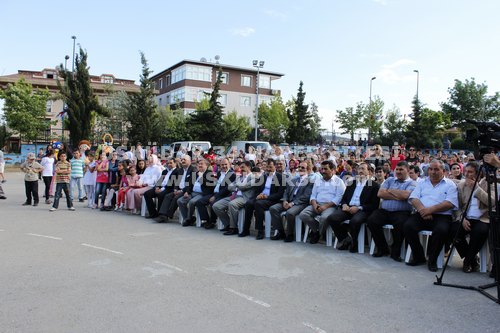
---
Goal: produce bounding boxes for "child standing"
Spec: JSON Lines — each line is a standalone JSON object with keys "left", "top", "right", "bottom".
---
{"left": 20, "top": 152, "right": 43, "bottom": 206}
{"left": 50, "top": 152, "right": 75, "bottom": 211}
{"left": 83, "top": 152, "right": 96, "bottom": 208}
{"left": 70, "top": 150, "right": 85, "bottom": 202}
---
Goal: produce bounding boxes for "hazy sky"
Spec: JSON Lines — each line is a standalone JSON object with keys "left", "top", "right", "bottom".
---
{"left": 1, "top": 0, "right": 499, "bottom": 135}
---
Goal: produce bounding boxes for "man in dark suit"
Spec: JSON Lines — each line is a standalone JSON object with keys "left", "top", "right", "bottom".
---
{"left": 178, "top": 158, "right": 215, "bottom": 226}
{"left": 269, "top": 160, "right": 314, "bottom": 242}
{"left": 327, "top": 162, "right": 380, "bottom": 253}
{"left": 196, "top": 158, "right": 236, "bottom": 230}
{"left": 145, "top": 158, "right": 178, "bottom": 220}
{"left": 157, "top": 155, "right": 195, "bottom": 222}
{"left": 243, "top": 159, "right": 286, "bottom": 240}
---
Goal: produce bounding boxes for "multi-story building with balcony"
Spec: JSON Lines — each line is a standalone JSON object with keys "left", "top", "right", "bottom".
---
{"left": 151, "top": 59, "right": 284, "bottom": 125}
{"left": 0, "top": 68, "right": 139, "bottom": 150}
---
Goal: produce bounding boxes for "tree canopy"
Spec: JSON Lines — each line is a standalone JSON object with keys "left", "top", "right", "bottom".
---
{"left": 0, "top": 78, "right": 50, "bottom": 141}
{"left": 57, "top": 47, "right": 107, "bottom": 148}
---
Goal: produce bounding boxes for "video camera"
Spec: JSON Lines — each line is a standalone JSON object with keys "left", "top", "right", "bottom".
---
{"left": 465, "top": 119, "right": 500, "bottom": 159}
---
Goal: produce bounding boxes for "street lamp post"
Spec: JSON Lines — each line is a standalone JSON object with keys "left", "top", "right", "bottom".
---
{"left": 252, "top": 60, "right": 265, "bottom": 141}
{"left": 64, "top": 55, "right": 70, "bottom": 71}
{"left": 368, "top": 76, "right": 376, "bottom": 143}
{"left": 71, "top": 36, "right": 77, "bottom": 75}
{"left": 413, "top": 69, "right": 419, "bottom": 103}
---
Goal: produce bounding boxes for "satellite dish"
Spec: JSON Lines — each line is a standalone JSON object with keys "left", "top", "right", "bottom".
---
{"left": 214, "top": 55, "right": 220, "bottom": 60}
{"left": 200, "top": 57, "right": 207, "bottom": 62}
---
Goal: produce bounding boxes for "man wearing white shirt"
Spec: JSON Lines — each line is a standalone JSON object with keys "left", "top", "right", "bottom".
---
{"left": 299, "top": 160, "right": 346, "bottom": 244}
{"left": 405, "top": 159, "right": 459, "bottom": 272}
{"left": 145, "top": 158, "right": 177, "bottom": 220}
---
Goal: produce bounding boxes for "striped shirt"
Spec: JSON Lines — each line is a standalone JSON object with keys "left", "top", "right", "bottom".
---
{"left": 55, "top": 161, "right": 71, "bottom": 183}
{"left": 380, "top": 177, "right": 417, "bottom": 212}
{"left": 70, "top": 157, "right": 85, "bottom": 178}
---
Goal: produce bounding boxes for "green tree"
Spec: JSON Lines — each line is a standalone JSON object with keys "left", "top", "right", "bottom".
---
{"left": 157, "top": 105, "right": 190, "bottom": 143}
{"left": 221, "top": 111, "right": 252, "bottom": 144}
{"left": 124, "top": 51, "right": 157, "bottom": 146}
{"left": 94, "top": 90, "right": 129, "bottom": 145}
{"left": 286, "top": 81, "right": 313, "bottom": 144}
{"left": 381, "top": 105, "right": 407, "bottom": 146}
{"left": 404, "top": 96, "right": 425, "bottom": 148}
{"left": 0, "top": 122, "right": 9, "bottom": 149}
{"left": 420, "top": 108, "right": 451, "bottom": 148}
{"left": 258, "top": 95, "right": 288, "bottom": 143}
{"left": 336, "top": 105, "right": 364, "bottom": 142}
{"left": 309, "top": 101, "right": 324, "bottom": 144}
{"left": 0, "top": 78, "right": 51, "bottom": 141}
{"left": 57, "top": 48, "right": 107, "bottom": 148}
{"left": 362, "top": 96, "right": 384, "bottom": 143}
{"left": 187, "top": 70, "right": 225, "bottom": 144}
{"left": 441, "top": 78, "right": 500, "bottom": 125}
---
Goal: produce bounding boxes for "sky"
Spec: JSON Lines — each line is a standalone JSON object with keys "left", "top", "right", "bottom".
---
{"left": 1, "top": 0, "right": 500, "bottom": 137}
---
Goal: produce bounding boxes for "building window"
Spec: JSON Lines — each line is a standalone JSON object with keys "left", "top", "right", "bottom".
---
{"left": 43, "top": 71, "right": 57, "bottom": 79}
{"left": 241, "top": 75, "right": 252, "bottom": 87}
{"left": 172, "top": 66, "right": 186, "bottom": 84}
{"left": 258, "top": 75, "right": 271, "bottom": 89}
{"left": 218, "top": 94, "right": 227, "bottom": 106}
{"left": 171, "top": 88, "right": 186, "bottom": 102}
{"left": 159, "top": 97, "right": 163, "bottom": 106}
{"left": 159, "top": 78, "right": 163, "bottom": 89}
{"left": 101, "top": 75, "right": 114, "bottom": 84}
{"left": 46, "top": 100, "right": 53, "bottom": 113}
{"left": 166, "top": 75, "right": 171, "bottom": 86}
{"left": 220, "top": 72, "right": 229, "bottom": 84}
{"left": 186, "top": 65, "right": 212, "bottom": 82}
{"left": 166, "top": 95, "right": 171, "bottom": 105}
{"left": 240, "top": 96, "right": 251, "bottom": 107}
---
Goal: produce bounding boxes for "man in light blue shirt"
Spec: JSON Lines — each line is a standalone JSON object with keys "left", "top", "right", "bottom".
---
{"left": 299, "top": 160, "right": 346, "bottom": 244}
{"left": 404, "top": 159, "right": 458, "bottom": 272}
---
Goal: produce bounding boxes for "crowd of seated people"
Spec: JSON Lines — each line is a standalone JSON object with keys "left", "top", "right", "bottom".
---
{"left": 41, "top": 142, "right": 498, "bottom": 277}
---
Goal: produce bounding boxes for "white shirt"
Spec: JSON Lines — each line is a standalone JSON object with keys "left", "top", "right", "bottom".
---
{"left": 349, "top": 179, "right": 367, "bottom": 207}
{"left": 262, "top": 172, "right": 275, "bottom": 196}
{"left": 466, "top": 190, "right": 485, "bottom": 220}
{"left": 41, "top": 156, "right": 55, "bottom": 177}
{"left": 409, "top": 177, "right": 458, "bottom": 215}
{"left": 310, "top": 175, "right": 346, "bottom": 205}
{"left": 214, "top": 171, "right": 226, "bottom": 193}
{"left": 179, "top": 167, "right": 189, "bottom": 189}
{"left": 161, "top": 168, "right": 175, "bottom": 188}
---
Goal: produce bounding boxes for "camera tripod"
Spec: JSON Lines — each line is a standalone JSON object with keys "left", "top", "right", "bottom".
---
{"left": 434, "top": 162, "right": 499, "bottom": 304}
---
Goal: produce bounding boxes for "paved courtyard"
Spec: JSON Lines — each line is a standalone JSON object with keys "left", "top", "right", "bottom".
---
{"left": 0, "top": 171, "right": 499, "bottom": 332}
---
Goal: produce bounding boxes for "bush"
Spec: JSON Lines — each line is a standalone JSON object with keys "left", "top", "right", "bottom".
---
{"left": 451, "top": 137, "right": 466, "bottom": 149}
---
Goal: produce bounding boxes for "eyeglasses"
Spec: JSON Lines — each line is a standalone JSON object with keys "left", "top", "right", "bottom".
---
{"left": 298, "top": 166, "right": 306, "bottom": 170}
{"left": 409, "top": 149, "right": 415, "bottom": 151}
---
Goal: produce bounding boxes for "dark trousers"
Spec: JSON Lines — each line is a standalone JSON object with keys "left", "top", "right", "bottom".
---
{"left": 24, "top": 180, "right": 39, "bottom": 204}
{"left": 42, "top": 176, "right": 52, "bottom": 199}
{"left": 328, "top": 209, "right": 370, "bottom": 244}
{"left": 244, "top": 199, "right": 277, "bottom": 231}
{"left": 159, "top": 192, "right": 182, "bottom": 218}
{"left": 403, "top": 213, "right": 452, "bottom": 263}
{"left": 53, "top": 183, "right": 72, "bottom": 208}
{"left": 144, "top": 188, "right": 170, "bottom": 216}
{"left": 195, "top": 194, "right": 218, "bottom": 222}
{"left": 367, "top": 209, "right": 410, "bottom": 255}
{"left": 449, "top": 219, "right": 489, "bottom": 264}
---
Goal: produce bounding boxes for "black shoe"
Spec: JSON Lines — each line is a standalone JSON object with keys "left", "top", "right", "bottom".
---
{"left": 220, "top": 226, "right": 230, "bottom": 232}
{"left": 349, "top": 241, "right": 358, "bottom": 253}
{"left": 33, "top": 202, "right": 39, "bottom": 206}
{"left": 238, "top": 230, "right": 250, "bottom": 237}
{"left": 204, "top": 222, "right": 216, "bottom": 230}
{"left": 256, "top": 230, "right": 265, "bottom": 240}
{"left": 337, "top": 236, "right": 352, "bottom": 250}
{"left": 79, "top": 198, "right": 85, "bottom": 202}
{"left": 0, "top": 196, "right": 6, "bottom": 199}
{"left": 146, "top": 213, "right": 159, "bottom": 219}
{"left": 22, "top": 202, "right": 31, "bottom": 206}
{"left": 284, "top": 234, "right": 294, "bottom": 243}
{"left": 428, "top": 261, "right": 438, "bottom": 272}
{"left": 182, "top": 218, "right": 194, "bottom": 227}
{"left": 372, "top": 247, "right": 390, "bottom": 258}
{"left": 390, "top": 253, "right": 402, "bottom": 262}
{"left": 406, "top": 258, "right": 427, "bottom": 266}
{"left": 309, "top": 231, "right": 320, "bottom": 244}
{"left": 223, "top": 228, "right": 239, "bottom": 236}
{"left": 270, "top": 231, "right": 285, "bottom": 241}
{"left": 154, "top": 215, "right": 168, "bottom": 223}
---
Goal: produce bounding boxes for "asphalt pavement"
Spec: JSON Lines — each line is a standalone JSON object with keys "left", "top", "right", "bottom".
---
{"left": 0, "top": 171, "right": 499, "bottom": 333}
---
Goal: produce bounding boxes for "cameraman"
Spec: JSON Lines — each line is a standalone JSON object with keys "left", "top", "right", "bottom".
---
{"left": 483, "top": 153, "right": 500, "bottom": 168}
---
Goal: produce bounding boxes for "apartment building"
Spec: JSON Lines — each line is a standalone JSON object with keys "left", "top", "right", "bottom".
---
{"left": 0, "top": 68, "right": 139, "bottom": 149}
{"left": 151, "top": 59, "right": 284, "bottom": 125}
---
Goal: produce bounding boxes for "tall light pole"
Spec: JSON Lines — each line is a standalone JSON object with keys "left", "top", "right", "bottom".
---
{"left": 368, "top": 76, "right": 376, "bottom": 143}
{"left": 253, "top": 60, "right": 264, "bottom": 141}
{"left": 413, "top": 69, "right": 419, "bottom": 103}
{"left": 71, "top": 36, "right": 77, "bottom": 75}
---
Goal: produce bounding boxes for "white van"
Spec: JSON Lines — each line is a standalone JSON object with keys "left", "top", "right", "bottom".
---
{"left": 169, "top": 141, "right": 212, "bottom": 155}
